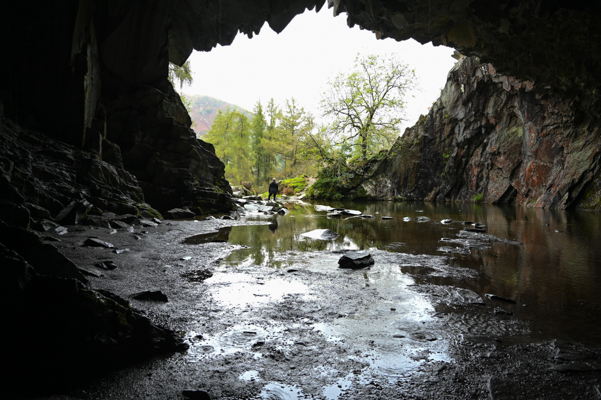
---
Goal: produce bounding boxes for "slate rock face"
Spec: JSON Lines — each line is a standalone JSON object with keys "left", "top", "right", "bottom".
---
{"left": 364, "top": 57, "right": 601, "bottom": 210}
{"left": 338, "top": 251, "right": 375, "bottom": 269}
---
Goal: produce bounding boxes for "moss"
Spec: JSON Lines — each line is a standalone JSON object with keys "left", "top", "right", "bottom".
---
{"left": 280, "top": 176, "right": 308, "bottom": 194}
{"left": 472, "top": 192, "right": 483, "bottom": 203}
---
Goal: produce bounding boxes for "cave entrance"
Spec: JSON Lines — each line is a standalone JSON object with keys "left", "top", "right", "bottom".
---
{"left": 183, "top": 6, "right": 456, "bottom": 138}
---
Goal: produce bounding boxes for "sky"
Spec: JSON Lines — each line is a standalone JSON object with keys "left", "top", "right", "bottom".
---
{"left": 185, "top": 5, "right": 457, "bottom": 132}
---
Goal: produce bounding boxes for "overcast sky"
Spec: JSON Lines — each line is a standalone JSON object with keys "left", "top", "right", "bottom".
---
{"left": 185, "top": 5, "right": 457, "bottom": 132}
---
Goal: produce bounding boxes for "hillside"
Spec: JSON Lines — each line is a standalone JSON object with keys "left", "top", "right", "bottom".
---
{"left": 183, "top": 94, "right": 250, "bottom": 137}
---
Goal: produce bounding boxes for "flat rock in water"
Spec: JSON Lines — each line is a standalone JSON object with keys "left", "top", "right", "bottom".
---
{"left": 485, "top": 293, "right": 517, "bottom": 304}
{"left": 327, "top": 211, "right": 342, "bottom": 218}
{"left": 342, "top": 209, "right": 362, "bottom": 216}
{"left": 300, "top": 229, "right": 339, "bottom": 240}
{"left": 382, "top": 216, "right": 393, "bottom": 220}
{"left": 165, "top": 208, "right": 196, "bottom": 219}
{"left": 83, "top": 237, "right": 114, "bottom": 248}
{"left": 338, "top": 251, "right": 375, "bottom": 269}
{"left": 131, "top": 290, "right": 168, "bottom": 302}
{"left": 314, "top": 205, "right": 334, "bottom": 212}
{"left": 403, "top": 217, "right": 412, "bottom": 222}
{"left": 415, "top": 216, "right": 431, "bottom": 223}
{"left": 441, "top": 219, "right": 453, "bottom": 224}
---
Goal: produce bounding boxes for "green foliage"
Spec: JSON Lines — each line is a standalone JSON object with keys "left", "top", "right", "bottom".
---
{"left": 203, "top": 108, "right": 253, "bottom": 185}
{"left": 472, "top": 192, "right": 484, "bottom": 203}
{"left": 280, "top": 176, "right": 308, "bottom": 194}
{"left": 203, "top": 98, "right": 322, "bottom": 193}
{"left": 320, "top": 53, "right": 418, "bottom": 163}
{"left": 393, "top": 196, "right": 404, "bottom": 202}
{"left": 168, "top": 61, "right": 193, "bottom": 89}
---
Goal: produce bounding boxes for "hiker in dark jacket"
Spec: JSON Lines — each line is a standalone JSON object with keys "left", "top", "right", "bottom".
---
{"left": 268, "top": 178, "right": 278, "bottom": 201}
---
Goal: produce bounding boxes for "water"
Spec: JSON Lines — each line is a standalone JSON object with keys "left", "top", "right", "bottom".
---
{"left": 224, "top": 201, "right": 601, "bottom": 344}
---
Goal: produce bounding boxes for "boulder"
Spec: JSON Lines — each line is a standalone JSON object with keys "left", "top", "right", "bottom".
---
{"left": 338, "top": 251, "right": 375, "bottom": 269}
{"left": 165, "top": 208, "right": 196, "bottom": 219}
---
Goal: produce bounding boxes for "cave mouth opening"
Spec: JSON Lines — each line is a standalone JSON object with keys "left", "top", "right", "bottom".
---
{"left": 183, "top": 6, "right": 457, "bottom": 139}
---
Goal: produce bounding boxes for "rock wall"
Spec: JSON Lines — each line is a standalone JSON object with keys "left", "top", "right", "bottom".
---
{"left": 367, "top": 57, "right": 601, "bottom": 210}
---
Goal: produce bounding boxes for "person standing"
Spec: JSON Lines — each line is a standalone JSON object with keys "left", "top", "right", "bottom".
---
{"left": 268, "top": 178, "right": 279, "bottom": 201}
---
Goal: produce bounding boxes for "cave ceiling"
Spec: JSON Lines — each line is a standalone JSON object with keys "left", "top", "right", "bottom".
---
{"left": 1, "top": 0, "right": 600, "bottom": 139}
{"left": 171, "top": 0, "right": 601, "bottom": 98}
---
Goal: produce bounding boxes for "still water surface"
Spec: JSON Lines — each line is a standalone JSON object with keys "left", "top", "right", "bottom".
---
{"left": 222, "top": 201, "right": 601, "bottom": 344}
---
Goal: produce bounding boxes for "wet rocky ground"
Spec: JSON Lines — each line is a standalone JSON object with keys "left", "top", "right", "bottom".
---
{"left": 37, "top": 208, "right": 601, "bottom": 400}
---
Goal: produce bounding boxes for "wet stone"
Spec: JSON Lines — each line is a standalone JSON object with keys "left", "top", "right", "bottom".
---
{"left": 441, "top": 219, "right": 453, "bottom": 224}
{"left": 415, "top": 216, "right": 431, "bottom": 223}
{"left": 314, "top": 205, "right": 335, "bottom": 212}
{"left": 300, "top": 229, "right": 339, "bottom": 240}
{"left": 342, "top": 209, "right": 362, "bottom": 216}
{"left": 486, "top": 294, "right": 517, "bottom": 304}
{"left": 181, "top": 269, "right": 213, "bottom": 282}
{"left": 78, "top": 266, "right": 103, "bottom": 277}
{"left": 338, "top": 251, "right": 375, "bottom": 269}
{"left": 165, "top": 207, "right": 196, "bottom": 219}
{"left": 83, "top": 237, "right": 114, "bottom": 248}
{"left": 131, "top": 290, "right": 168, "bottom": 302}
{"left": 95, "top": 261, "right": 118, "bottom": 270}
{"left": 493, "top": 307, "right": 513, "bottom": 315}
{"left": 139, "top": 219, "right": 158, "bottom": 227}
{"left": 183, "top": 228, "right": 231, "bottom": 244}
{"left": 403, "top": 217, "right": 412, "bottom": 222}
{"left": 382, "top": 216, "right": 393, "bottom": 220}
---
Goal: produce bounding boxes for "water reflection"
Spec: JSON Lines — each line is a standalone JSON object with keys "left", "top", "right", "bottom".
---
{"left": 224, "top": 201, "right": 601, "bottom": 344}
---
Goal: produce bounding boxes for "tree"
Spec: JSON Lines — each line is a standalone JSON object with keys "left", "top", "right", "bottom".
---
{"left": 203, "top": 108, "right": 252, "bottom": 185}
{"left": 250, "top": 101, "right": 269, "bottom": 187}
{"left": 279, "top": 98, "right": 316, "bottom": 177}
{"left": 320, "top": 53, "right": 417, "bottom": 163}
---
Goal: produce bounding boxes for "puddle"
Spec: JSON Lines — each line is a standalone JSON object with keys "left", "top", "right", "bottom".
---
{"left": 239, "top": 370, "right": 260, "bottom": 382}
{"left": 322, "top": 376, "right": 353, "bottom": 399}
{"left": 205, "top": 273, "right": 310, "bottom": 308}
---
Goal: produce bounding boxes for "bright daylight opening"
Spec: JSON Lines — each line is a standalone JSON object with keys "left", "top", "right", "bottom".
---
{"left": 178, "top": 6, "right": 456, "bottom": 193}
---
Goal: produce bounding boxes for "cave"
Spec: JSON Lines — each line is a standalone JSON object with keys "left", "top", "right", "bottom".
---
{"left": 2, "top": 0, "right": 601, "bottom": 397}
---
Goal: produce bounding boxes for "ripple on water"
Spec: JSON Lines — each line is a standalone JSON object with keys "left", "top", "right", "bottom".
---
{"left": 187, "top": 325, "right": 272, "bottom": 360}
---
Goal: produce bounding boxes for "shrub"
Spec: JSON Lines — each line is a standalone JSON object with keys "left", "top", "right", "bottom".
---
{"left": 472, "top": 192, "right": 483, "bottom": 203}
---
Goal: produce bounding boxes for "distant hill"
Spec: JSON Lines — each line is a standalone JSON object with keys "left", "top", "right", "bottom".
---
{"left": 183, "top": 94, "right": 250, "bottom": 137}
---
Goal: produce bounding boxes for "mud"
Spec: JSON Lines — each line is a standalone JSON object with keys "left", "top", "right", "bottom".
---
{"left": 45, "top": 216, "right": 601, "bottom": 400}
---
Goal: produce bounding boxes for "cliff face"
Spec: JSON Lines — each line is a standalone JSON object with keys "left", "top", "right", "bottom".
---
{"left": 368, "top": 57, "right": 601, "bottom": 209}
